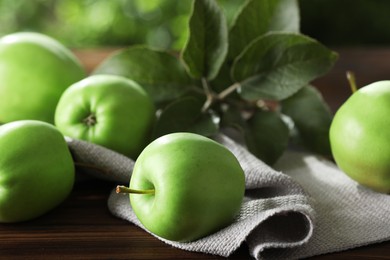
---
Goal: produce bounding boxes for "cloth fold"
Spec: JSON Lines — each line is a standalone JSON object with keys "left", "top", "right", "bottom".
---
{"left": 273, "top": 152, "right": 390, "bottom": 258}
{"left": 67, "top": 134, "right": 314, "bottom": 259}
{"left": 66, "top": 133, "right": 390, "bottom": 259}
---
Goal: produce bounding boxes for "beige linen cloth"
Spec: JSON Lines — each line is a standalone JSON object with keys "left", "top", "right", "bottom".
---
{"left": 66, "top": 133, "right": 390, "bottom": 259}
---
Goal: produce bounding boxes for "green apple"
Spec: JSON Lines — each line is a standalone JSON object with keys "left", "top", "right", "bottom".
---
{"left": 329, "top": 80, "right": 390, "bottom": 193}
{"left": 0, "top": 120, "right": 75, "bottom": 222}
{"left": 55, "top": 74, "right": 155, "bottom": 159}
{"left": 117, "top": 132, "right": 245, "bottom": 242}
{"left": 0, "top": 32, "right": 85, "bottom": 124}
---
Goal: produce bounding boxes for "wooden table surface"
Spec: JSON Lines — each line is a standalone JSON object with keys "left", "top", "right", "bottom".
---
{"left": 1, "top": 48, "right": 390, "bottom": 259}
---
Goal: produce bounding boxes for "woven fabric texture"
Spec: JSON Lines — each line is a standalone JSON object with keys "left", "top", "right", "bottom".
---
{"left": 67, "top": 134, "right": 390, "bottom": 259}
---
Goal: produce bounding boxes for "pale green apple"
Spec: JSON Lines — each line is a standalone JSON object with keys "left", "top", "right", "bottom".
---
{"left": 0, "top": 32, "right": 85, "bottom": 124}
{"left": 118, "top": 132, "right": 245, "bottom": 242}
{"left": 55, "top": 74, "right": 155, "bottom": 159}
{"left": 330, "top": 81, "right": 390, "bottom": 193}
{"left": 0, "top": 120, "right": 75, "bottom": 222}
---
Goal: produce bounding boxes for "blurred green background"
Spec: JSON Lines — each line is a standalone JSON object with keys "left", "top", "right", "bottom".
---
{"left": 1, "top": 0, "right": 390, "bottom": 49}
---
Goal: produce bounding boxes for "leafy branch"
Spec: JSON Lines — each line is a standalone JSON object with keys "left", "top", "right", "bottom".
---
{"left": 94, "top": 0, "right": 338, "bottom": 165}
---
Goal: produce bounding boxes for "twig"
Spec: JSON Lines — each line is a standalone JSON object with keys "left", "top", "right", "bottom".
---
{"left": 201, "top": 77, "right": 214, "bottom": 112}
{"left": 217, "top": 82, "right": 241, "bottom": 100}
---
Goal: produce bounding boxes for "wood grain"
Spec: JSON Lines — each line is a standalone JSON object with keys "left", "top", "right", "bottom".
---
{"left": 1, "top": 48, "right": 389, "bottom": 259}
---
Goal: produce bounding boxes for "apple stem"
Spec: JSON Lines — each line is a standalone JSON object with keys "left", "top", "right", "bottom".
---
{"left": 346, "top": 71, "right": 358, "bottom": 93}
{"left": 116, "top": 185, "right": 155, "bottom": 195}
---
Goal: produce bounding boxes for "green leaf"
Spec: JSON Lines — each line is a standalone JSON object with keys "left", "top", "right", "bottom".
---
{"left": 152, "top": 97, "right": 219, "bottom": 139}
{"left": 267, "top": 0, "right": 300, "bottom": 33}
{"left": 281, "top": 85, "right": 333, "bottom": 156}
{"left": 245, "top": 109, "right": 289, "bottom": 165}
{"left": 231, "top": 32, "right": 338, "bottom": 101}
{"left": 181, "top": 0, "right": 228, "bottom": 80}
{"left": 228, "top": 0, "right": 299, "bottom": 60}
{"left": 209, "top": 61, "right": 234, "bottom": 93}
{"left": 93, "top": 46, "right": 193, "bottom": 106}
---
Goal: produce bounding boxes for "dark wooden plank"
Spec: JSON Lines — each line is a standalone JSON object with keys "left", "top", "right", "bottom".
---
{"left": 0, "top": 179, "right": 250, "bottom": 259}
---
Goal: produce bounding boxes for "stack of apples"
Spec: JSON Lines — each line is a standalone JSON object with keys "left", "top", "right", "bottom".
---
{"left": 0, "top": 32, "right": 245, "bottom": 242}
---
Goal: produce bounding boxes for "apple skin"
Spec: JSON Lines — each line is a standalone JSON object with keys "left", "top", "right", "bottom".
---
{"left": 129, "top": 132, "right": 245, "bottom": 242}
{"left": 0, "top": 32, "right": 85, "bottom": 124}
{"left": 329, "top": 81, "right": 390, "bottom": 193}
{"left": 0, "top": 120, "right": 75, "bottom": 223}
{"left": 55, "top": 74, "right": 155, "bottom": 159}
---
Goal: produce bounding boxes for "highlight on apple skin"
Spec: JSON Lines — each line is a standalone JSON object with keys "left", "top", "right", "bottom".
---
{"left": 117, "top": 132, "right": 246, "bottom": 242}
{"left": 0, "top": 32, "right": 85, "bottom": 124}
{"left": 55, "top": 74, "right": 156, "bottom": 159}
{"left": 329, "top": 79, "right": 390, "bottom": 193}
{"left": 0, "top": 120, "right": 75, "bottom": 223}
